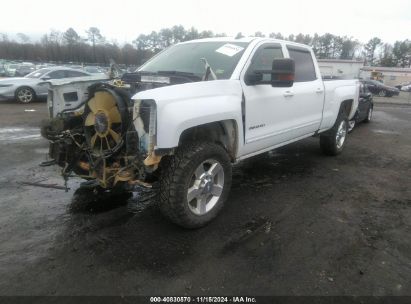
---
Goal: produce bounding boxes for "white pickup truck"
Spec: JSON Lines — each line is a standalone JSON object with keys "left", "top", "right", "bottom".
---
{"left": 42, "top": 37, "right": 359, "bottom": 228}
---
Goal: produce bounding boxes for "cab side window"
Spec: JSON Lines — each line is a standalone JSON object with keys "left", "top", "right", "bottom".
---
{"left": 48, "top": 70, "right": 67, "bottom": 79}
{"left": 247, "top": 45, "right": 283, "bottom": 83}
{"left": 287, "top": 46, "right": 317, "bottom": 82}
{"left": 66, "top": 70, "right": 89, "bottom": 78}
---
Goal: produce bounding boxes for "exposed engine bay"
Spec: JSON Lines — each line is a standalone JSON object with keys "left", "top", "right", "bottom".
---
{"left": 41, "top": 72, "right": 194, "bottom": 191}
{"left": 41, "top": 84, "right": 153, "bottom": 191}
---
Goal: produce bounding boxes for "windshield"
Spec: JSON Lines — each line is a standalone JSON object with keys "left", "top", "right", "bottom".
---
{"left": 25, "top": 68, "right": 51, "bottom": 78}
{"left": 138, "top": 41, "right": 249, "bottom": 80}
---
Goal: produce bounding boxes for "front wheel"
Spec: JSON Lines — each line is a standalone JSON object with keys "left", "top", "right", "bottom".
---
{"left": 158, "top": 142, "right": 232, "bottom": 228}
{"left": 15, "top": 87, "right": 35, "bottom": 103}
{"left": 378, "top": 90, "right": 386, "bottom": 97}
{"left": 320, "top": 112, "right": 348, "bottom": 156}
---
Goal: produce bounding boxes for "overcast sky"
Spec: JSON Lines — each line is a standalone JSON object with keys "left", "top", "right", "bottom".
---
{"left": 2, "top": 0, "right": 411, "bottom": 44}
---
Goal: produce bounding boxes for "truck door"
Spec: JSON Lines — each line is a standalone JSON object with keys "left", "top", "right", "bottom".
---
{"left": 240, "top": 42, "right": 322, "bottom": 155}
{"left": 240, "top": 43, "right": 291, "bottom": 154}
{"left": 284, "top": 45, "right": 324, "bottom": 135}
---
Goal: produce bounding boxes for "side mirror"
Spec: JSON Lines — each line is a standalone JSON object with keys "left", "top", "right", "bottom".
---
{"left": 41, "top": 75, "right": 51, "bottom": 80}
{"left": 270, "top": 58, "right": 295, "bottom": 87}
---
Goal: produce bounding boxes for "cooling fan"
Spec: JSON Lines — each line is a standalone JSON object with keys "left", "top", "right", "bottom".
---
{"left": 83, "top": 90, "right": 127, "bottom": 155}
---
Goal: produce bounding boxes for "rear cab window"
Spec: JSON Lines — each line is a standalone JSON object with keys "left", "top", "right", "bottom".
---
{"left": 286, "top": 45, "right": 317, "bottom": 82}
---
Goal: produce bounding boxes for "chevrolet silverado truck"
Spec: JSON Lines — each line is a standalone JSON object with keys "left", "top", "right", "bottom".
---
{"left": 42, "top": 37, "right": 359, "bottom": 228}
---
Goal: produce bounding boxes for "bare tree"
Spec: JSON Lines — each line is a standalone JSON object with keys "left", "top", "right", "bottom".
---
{"left": 86, "top": 27, "right": 104, "bottom": 62}
{"left": 364, "top": 37, "right": 382, "bottom": 66}
{"left": 17, "top": 33, "right": 30, "bottom": 43}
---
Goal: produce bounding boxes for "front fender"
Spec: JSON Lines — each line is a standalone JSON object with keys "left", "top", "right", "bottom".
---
{"left": 133, "top": 80, "right": 244, "bottom": 149}
{"left": 156, "top": 94, "right": 243, "bottom": 149}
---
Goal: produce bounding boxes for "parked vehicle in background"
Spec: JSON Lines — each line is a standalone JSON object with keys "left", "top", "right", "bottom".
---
{"left": 83, "top": 66, "right": 106, "bottom": 74}
{"left": 0, "top": 67, "right": 92, "bottom": 103}
{"left": 15, "top": 65, "right": 36, "bottom": 77}
{"left": 4, "top": 63, "right": 19, "bottom": 76}
{"left": 400, "top": 82, "right": 411, "bottom": 92}
{"left": 36, "top": 63, "right": 55, "bottom": 70}
{"left": 348, "top": 81, "right": 373, "bottom": 132}
{"left": 67, "top": 65, "right": 84, "bottom": 70}
{"left": 42, "top": 37, "right": 359, "bottom": 228}
{"left": 0, "top": 66, "right": 8, "bottom": 77}
{"left": 364, "top": 79, "right": 399, "bottom": 97}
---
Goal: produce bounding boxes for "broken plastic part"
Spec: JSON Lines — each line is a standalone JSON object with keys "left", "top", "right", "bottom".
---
{"left": 144, "top": 153, "right": 162, "bottom": 166}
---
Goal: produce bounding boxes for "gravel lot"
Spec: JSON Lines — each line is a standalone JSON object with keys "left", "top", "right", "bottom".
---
{"left": 0, "top": 97, "right": 410, "bottom": 296}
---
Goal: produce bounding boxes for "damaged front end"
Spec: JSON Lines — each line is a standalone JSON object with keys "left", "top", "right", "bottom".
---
{"left": 41, "top": 82, "right": 161, "bottom": 191}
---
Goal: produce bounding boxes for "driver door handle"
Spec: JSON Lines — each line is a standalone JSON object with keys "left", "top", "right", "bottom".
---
{"left": 283, "top": 91, "right": 294, "bottom": 97}
{"left": 316, "top": 88, "right": 324, "bottom": 94}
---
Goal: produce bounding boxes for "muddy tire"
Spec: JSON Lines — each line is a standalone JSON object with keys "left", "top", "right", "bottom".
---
{"left": 158, "top": 142, "right": 232, "bottom": 229}
{"left": 320, "top": 111, "right": 348, "bottom": 156}
{"left": 15, "top": 87, "right": 35, "bottom": 104}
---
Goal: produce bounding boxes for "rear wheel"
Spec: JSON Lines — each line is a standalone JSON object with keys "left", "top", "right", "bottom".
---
{"left": 15, "top": 87, "right": 35, "bottom": 103}
{"left": 364, "top": 106, "right": 373, "bottom": 123}
{"left": 158, "top": 142, "right": 232, "bottom": 228}
{"left": 348, "top": 119, "right": 356, "bottom": 133}
{"left": 320, "top": 111, "right": 348, "bottom": 156}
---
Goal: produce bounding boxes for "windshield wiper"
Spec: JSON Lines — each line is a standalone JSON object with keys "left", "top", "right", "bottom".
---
{"left": 200, "top": 58, "right": 217, "bottom": 81}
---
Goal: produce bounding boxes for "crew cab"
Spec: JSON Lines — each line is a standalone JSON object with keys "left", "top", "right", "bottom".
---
{"left": 42, "top": 37, "right": 359, "bottom": 228}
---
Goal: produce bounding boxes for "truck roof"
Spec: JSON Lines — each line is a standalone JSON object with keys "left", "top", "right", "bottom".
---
{"left": 179, "top": 37, "right": 313, "bottom": 51}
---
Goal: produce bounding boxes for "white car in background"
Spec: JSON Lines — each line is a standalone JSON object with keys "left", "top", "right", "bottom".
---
{"left": 401, "top": 83, "right": 411, "bottom": 92}
{"left": 0, "top": 67, "right": 92, "bottom": 103}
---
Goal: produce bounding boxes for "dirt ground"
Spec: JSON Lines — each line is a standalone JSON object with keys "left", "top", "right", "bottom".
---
{"left": 0, "top": 97, "right": 410, "bottom": 296}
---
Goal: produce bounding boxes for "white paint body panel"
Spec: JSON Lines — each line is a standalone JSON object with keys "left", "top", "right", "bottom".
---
{"left": 134, "top": 80, "right": 244, "bottom": 150}
{"left": 132, "top": 38, "right": 359, "bottom": 161}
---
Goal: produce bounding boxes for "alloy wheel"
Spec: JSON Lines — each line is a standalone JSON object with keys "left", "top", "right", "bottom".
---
{"left": 17, "top": 88, "right": 33, "bottom": 103}
{"left": 348, "top": 120, "right": 356, "bottom": 132}
{"left": 336, "top": 120, "right": 347, "bottom": 149}
{"left": 187, "top": 159, "right": 225, "bottom": 216}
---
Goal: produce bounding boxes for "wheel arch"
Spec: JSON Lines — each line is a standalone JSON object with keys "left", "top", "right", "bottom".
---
{"left": 340, "top": 99, "right": 354, "bottom": 118}
{"left": 178, "top": 120, "right": 239, "bottom": 161}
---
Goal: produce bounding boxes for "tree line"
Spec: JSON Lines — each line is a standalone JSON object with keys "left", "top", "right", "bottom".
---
{"left": 0, "top": 26, "right": 410, "bottom": 68}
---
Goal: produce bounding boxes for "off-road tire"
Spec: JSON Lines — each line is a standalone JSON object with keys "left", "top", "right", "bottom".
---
{"left": 158, "top": 142, "right": 232, "bottom": 229}
{"left": 320, "top": 110, "right": 348, "bottom": 156}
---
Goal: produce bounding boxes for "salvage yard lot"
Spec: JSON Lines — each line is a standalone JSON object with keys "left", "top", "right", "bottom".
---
{"left": 0, "top": 99, "right": 410, "bottom": 295}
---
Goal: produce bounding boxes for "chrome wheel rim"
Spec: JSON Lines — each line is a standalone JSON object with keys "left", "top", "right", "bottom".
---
{"left": 17, "top": 89, "right": 33, "bottom": 103}
{"left": 348, "top": 120, "right": 355, "bottom": 132}
{"left": 187, "top": 159, "right": 224, "bottom": 216}
{"left": 368, "top": 107, "right": 373, "bottom": 121}
{"left": 336, "top": 120, "right": 347, "bottom": 149}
